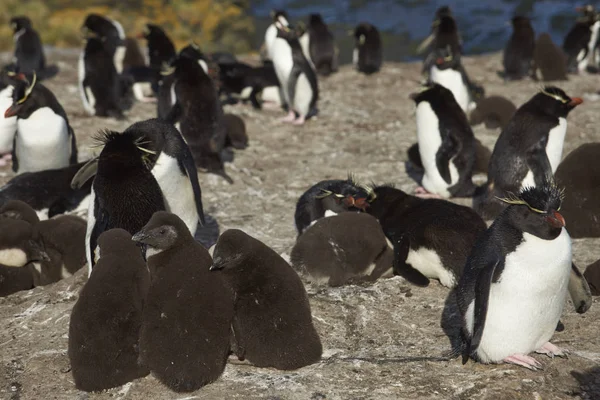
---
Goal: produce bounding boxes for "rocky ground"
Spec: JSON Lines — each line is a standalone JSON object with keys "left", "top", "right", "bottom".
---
{"left": 0, "top": 49, "right": 599, "bottom": 400}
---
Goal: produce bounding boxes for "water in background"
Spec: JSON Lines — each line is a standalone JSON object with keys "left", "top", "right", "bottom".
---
{"left": 249, "top": 0, "right": 600, "bottom": 64}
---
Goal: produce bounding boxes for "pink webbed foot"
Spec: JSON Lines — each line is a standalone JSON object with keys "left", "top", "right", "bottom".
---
{"left": 262, "top": 102, "right": 280, "bottom": 110}
{"left": 535, "top": 342, "right": 568, "bottom": 358}
{"left": 503, "top": 354, "right": 543, "bottom": 370}
{"left": 292, "top": 115, "right": 306, "bottom": 126}
{"left": 280, "top": 111, "right": 296, "bottom": 123}
{"left": 139, "top": 96, "right": 157, "bottom": 103}
{"left": 0, "top": 153, "right": 11, "bottom": 167}
{"left": 414, "top": 186, "right": 444, "bottom": 199}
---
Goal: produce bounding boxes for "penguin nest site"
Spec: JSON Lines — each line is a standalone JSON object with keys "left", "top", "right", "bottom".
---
{"left": 1, "top": 12, "right": 600, "bottom": 400}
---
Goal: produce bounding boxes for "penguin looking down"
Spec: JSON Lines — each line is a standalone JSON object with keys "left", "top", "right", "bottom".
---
{"left": 458, "top": 184, "right": 571, "bottom": 370}
{"left": 81, "top": 14, "right": 126, "bottom": 74}
{"left": 5, "top": 74, "right": 78, "bottom": 174}
{"left": 474, "top": 87, "right": 583, "bottom": 220}
{"left": 306, "top": 14, "right": 337, "bottom": 76}
{"left": 10, "top": 17, "right": 58, "bottom": 80}
{"left": 139, "top": 24, "right": 176, "bottom": 70}
{"left": 352, "top": 23, "right": 382, "bottom": 75}
{"left": 533, "top": 33, "right": 568, "bottom": 82}
{"left": 502, "top": 16, "right": 535, "bottom": 81}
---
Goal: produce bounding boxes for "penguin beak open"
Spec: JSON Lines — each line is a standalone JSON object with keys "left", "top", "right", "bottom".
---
{"left": 568, "top": 97, "right": 583, "bottom": 107}
{"left": 209, "top": 256, "right": 224, "bottom": 271}
{"left": 546, "top": 211, "right": 566, "bottom": 228}
{"left": 435, "top": 58, "right": 444, "bottom": 65}
{"left": 4, "top": 104, "right": 20, "bottom": 118}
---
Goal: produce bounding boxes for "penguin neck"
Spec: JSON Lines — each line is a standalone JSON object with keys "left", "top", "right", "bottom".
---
{"left": 367, "top": 187, "right": 420, "bottom": 220}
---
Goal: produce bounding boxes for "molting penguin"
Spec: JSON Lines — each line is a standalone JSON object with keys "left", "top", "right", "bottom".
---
{"left": 502, "top": 16, "right": 535, "bottom": 81}
{"left": 164, "top": 54, "right": 233, "bottom": 182}
{"left": 68, "top": 228, "right": 150, "bottom": 392}
{"left": 306, "top": 14, "right": 337, "bottom": 76}
{"left": 79, "top": 36, "right": 123, "bottom": 118}
{"left": 275, "top": 23, "right": 319, "bottom": 125}
{"left": 352, "top": 23, "right": 383, "bottom": 75}
{"left": 468, "top": 95, "right": 517, "bottom": 130}
{"left": 291, "top": 212, "right": 394, "bottom": 286}
{"left": 81, "top": 14, "right": 126, "bottom": 74}
{"left": 82, "top": 129, "right": 165, "bottom": 273}
{"left": 10, "top": 17, "right": 58, "bottom": 80}
{"left": 294, "top": 177, "right": 372, "bottom": 236}
{"left": 410, "top": 84, "right": 477, "bottom": 199}
{"left": 474, "top": 87, "right": 583, "bottom": 220}
{"left": 5, "top": 74, "right": 78, "bottom": 174}
{"left": 554, "top": 142, "right": 600, "bottom": 238}
{"left": 562, "top": 5, "right": 600, "bottom": 73}
{"left": 210, "top": 229, "right": 322, "bottom": 370}
{"left": 132, "top": 212, "right": 234, "bottom": 392}
{"left": 139, "top": 24, "right": 176, "bottom": 70}
{"left": 0, "top": 69, "right": 18, "bottom": 166}
{"left": 366, "top": 184, "right": 487, "bottom": 287}
{"left": 533, "top": 33, "right": 569, "bottom": 81}
{"left": 458, "top": 184, "right": 571, "bottom": 370}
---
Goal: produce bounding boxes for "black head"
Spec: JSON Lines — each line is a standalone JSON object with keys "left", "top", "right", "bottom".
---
{"left": 10, "top": 17, "right": 32, "bottom": 33}
{"left": 81, "top": 14, "right": 116, "bottom": 38}
{"left": 94, "top": 129, "right": 157, "bottom": 172}
{"left": 576, "top": 5, "right": 597, "bottom": 19}
{"left": 270, "top": 9, "right": 289, "bottom": 25}
{"left": 97, "top": 228, "right": 138, "bottom": 259}
{"left": 179, "top": 42, "right": 206, "bottom": 62}
{"left": 5, "top": 73, "right": 37, "bottom": 119}
{"left": 309, "top": 14, "right": 324, "bottom": 25}
{"left": 511, "top": 16, "right": 532, "bottom": 28}
{"left": 0, "top": 200, "right": 39, "bottom": 225}
{"left": 0, "top": 219, "right": 49, "bottom": 266}
{"left": 354, "top": 23, "right": 376, "bottom": 43}
{"left": 141, "top": 24, "right": 166, "bottom": 40}
{"left": 409, "top": 82, "right": 453, "bottom": 104}
{"left": 499, "top": 183, "right": 566, "bottom": 240}
{"left": 435, "top": 6, "right": 453, "bottom": 19}
{"left": 132, "top": 211, "right": 190, "bottom": 259}
{"left": 275, "top": 21, "right": 300, "bottom": 41}
{"left": 209, "top": 229, "right": 253, "bottom": 272}
{"left": 316, "top": 176, "right": 375, "bottom": 213}
{"left": 529, "top": 87, "right": 583, "bottom": 118}
{"left": 431, "top": 46, "right": 460, "bottom": 69}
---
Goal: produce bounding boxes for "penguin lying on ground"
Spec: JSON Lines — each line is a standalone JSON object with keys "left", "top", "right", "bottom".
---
{"left": 366, "top": 184, "right": 487, "bottom": 287}
{"left": 211, "top": 229, "right": 322, "bottom": 370}
{"left": 352, "top": 23, "right": 382, "bottom": 75}
{"left": 291, "top": 212, "right": 393, "bottom": 286}
{"left": 533, "top": 33, "right": 568, "bottom": 81}
{"left": 218, "top": 61, "right": 282, "bottom": 110}
{"left": 473, "top": 87, "right": 583, "bottom": 220}
{"left": 468, "top": 95, "right": 517, "bottom": 130}
{"left": 306, "top": 13, "right": 338, "bottom": 76}
{"left": 69, "top": 228, "right": 150, "bottom": 392}
{"left": 5, "top": 73, "right": 78, "bottom": 174}
{"left": 419, "top": 6, "right": 462, "bottom": 77}
{"left": 294, "top": 177, "right": 373, "bottom": 236}
{"left": 410, "top": 83, "right": 477, "bottom": 199}
{"left": 458, "top": 184, "right": 572, "bottom": 370}
{"left": 133, "top": 212, "right": 233, "bottom": 392}
{"left": 10, "top": 17, "right": 58, "bottom": 80}
{"left": 501, "top": 16, "right": 535, "bottom": 81}
{"left": 562, "top": 5, "right": 600, "bottom": 74}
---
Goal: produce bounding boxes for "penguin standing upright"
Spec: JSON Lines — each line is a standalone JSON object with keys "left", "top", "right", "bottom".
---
{"left": 410, "top": 84, "right": 477, "bottom": 198}
{"left": 164, "top": 54, "right": 233, "bottom": 182}
{"left": 0, "top": 69, "right": 18, "bottom": 166}
{"left": 5, "top": 74, "right": 78, "bottom": 174}
{"left": 79, "top": 36, "right": 123, "bottom": 118}
{"left": 458, "top": 184, "right": 571, "bottom": 370}
{"left": 502, "top": 16, "right": 535, "bottom": 81}
{"left": 69, "top": 228, "right": 150, "bottom": 392}
{"left": 562, "top": 5, "right": 600, "bottom": 73}
{"left": 352, "top": 23, "right": 383, "bottom": 75}
{"left": 474, "top": 87, "right": 583, "bottom": 220}
{"left": 81, "top": 14, "right": 126, "bottom": 74}
{"left": 533, "top": 33, "right": 568, "bottom": 81}
{"left": 10, "top": 17, "right": 57, "bottom": 80}
{"left": 264, "top": 10, "right": 290, "bottom": 61}
{"left": 139, "top": 24, "right": 176, "bottom": 70}
{"left": 418, "top": 6, "right": 462, "bottom": 76}
{"left": 306, "top": 14, "right": 337, "bottom": 76}
{"left": 275, "top": 23, "right": 319, "bottom": 125}
{"left": 132, "top": 212, "right": 234, "bottom": 393}
{"left": 82, "top": 129, "right": 165, "bottom": 272}
{"left": 210, "top": 229, "right": 322, "bottom": 370}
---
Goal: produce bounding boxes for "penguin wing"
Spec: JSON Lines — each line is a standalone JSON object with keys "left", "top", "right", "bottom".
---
{"left": 392, "top": 234, "right": 430, "bottom": 287}
{"left": 164, "top": 102, "right": 182, "bottom": 124}
{"left": 525, "top": 137, "right": 553, "bottom": 187}
{"left": 436, "top": 129, "right": 460, "bottom": 184}
{"left": 89, "top": 205, "right": 109, "bottom": 270}
{"left": 181, "top": 143, "right": 206, "bottom": 226}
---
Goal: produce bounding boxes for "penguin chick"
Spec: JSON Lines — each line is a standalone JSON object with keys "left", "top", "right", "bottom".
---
{"left": 0, "top": 264, "right": 34, "bottom": 297}
{"left": 291, "top": 212, "right": 393, "bottom": 286}
{"left": 132, "top": 212, "right": 233, "bottom": 392}
{"left": 68, "top": 228, "right": 150, "bottom": 392}
{"left": 407, "top": 138, "right": 491, "bottom": 175}
{"left": 458, "top": 183, "right": 571, "bottom": 370}
{"left": 294, "top": 177, "right": 373, "bottom": 235}
{"left": 0, "top": 218, "right": 49, "bottom": 268}
{"left": 584, "top": 259, "right": 600, "bottom": 296}
{"left": 210, "top": 229, "right": 322, "bottom": 370}
{"left": 469, "top": 95, "right": 517, "bottom": 130}
{"left": 474, "top": 87, "right": 583, "bottom": 220}
{"left": 568, "top": 263, "right": 592, "bottom": 313}
{"left": 366, "top": 184, "right": 487, "bottom": 287}
{"left": 0, "top": 199, "right": 40, "bottom": 225}
{"left": 502, "top": 16, "right": 535, "bottom": 81}
{"left": 307, "top": 14, "right": 337, "bottom": 76}
{"left": 223, "top": 113, "right": 248, "bottom": 150}
{"left": 533, "top": 33, "right": 568, "bottom": 81}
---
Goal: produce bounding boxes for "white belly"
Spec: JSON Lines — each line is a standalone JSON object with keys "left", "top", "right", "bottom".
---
{"left": 261, "top": 86, "right": 281, "bottom": 105}
{"left": 520, "top": 118, "right": 566, "bottom": 190}
{"left": 406, "top": 247, "right": 456, "bottom": 287}
{"left": 113, "top": 45, "right": 126, "bottom": 74}
{"left": 15, "top": 108, "right": 71, "bottom": 173}
{"left": 416, "top": 102, "right": 459, "bottom": 198}
{"left": 469, "top": 229, "right": 572, "bottom": 363}
{"left": 85, "top": 189, "right": 96, "bottom": 277}
{"left": 299, "top": 33, "right": 314, "bottom": 69}
{"left": 272, "top": 40, "right": 294, "bottom": 104}
{"left": 78, "top": 52, "right": 96, "bottom": 115}
{"left": 0, "top": 86, "right": 16, "bottom": 153}
{"left": 293, "top": 73, "right": 314, "bottom": 117}
{"left": 152, "top": 153, "right": 198, "bottom": 235}
{"left": 430, "top": 66, "right": 470, "bottom": 112}
{"left": 353, "top": 47, "right": 359, "bottom": 67}
{"left": 264, "top": 25, "right": 277, "bottom": 60}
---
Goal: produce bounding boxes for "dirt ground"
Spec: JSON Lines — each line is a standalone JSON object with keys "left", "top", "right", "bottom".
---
{"left": 0, "top": 49, "right": 599, "bottom": 400}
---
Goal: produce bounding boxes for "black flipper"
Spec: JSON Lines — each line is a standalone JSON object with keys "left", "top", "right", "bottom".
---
{"left": 68, "top": 126, "right": 78, "bottom": 165}
{"left": 71, "top": 157, "right": 99, "bottom": 189}
{"left": 436, "top": 131, "right": 460, "bottom": 184}
{"left": 392, "top": 235, "right": 430, "bottom": 287}
{"left": 164, "top": 102, "right": 183, "bottom": 125}
{"left": 249, "top": 88, "right": 261, "bottom": 109}
{"left": 11, "top": 132, "right": 18, "bottom": 173}
{"left": 569, "top": 263, "right": 592, "bottom": 314}
{"left": 180, "top": 142, "right": 206, "bottom": 226}
{"left": 407, "top": 143, "right": 423, "bottom": 169}
{"left": 526, "top": 138, "right": 553, "bottom": 187}
{"left": 193, "top": 213, "right": 219, "bottom": 249}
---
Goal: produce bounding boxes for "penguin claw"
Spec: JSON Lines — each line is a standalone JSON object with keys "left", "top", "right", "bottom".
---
{"left": 502, "top": 354, "right": 543, "bottom": 370}
{"left": 535, "top": 342, "right": 569, "bottom": 358}
{"left": 414, "top": 187, "right": 444, "bottom": 199}
{"left": 280, "top": 111, "right": 296, "bottom": 123}
{"left": 292, "top": 116, "right": 306, "bottom": 126}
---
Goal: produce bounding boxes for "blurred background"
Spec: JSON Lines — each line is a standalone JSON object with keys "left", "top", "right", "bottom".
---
{"left": 1, "top": 0, "right": 599, "bottom": 62}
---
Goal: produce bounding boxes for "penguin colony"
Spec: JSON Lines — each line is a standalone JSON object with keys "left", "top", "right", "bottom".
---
{"left": 0, "top": 5, "right": 599, "bottom": 396}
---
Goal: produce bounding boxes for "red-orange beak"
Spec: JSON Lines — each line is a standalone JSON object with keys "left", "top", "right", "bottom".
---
{"left": 568, "top": 97, "right": 583, "bottom": 107}
{"left": 546, "top": 210, "right": 566, "bottom": 228}
{"left": 436, "top": 57, "right": 444, "bottom": 65}
{"left": 4, "top": 105, "right": 18, "bottom": 118}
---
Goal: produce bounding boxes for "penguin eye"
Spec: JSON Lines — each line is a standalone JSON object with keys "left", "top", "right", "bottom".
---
{"left": 159, "top": 229, "right": 166, "bottom": 235}
{"left": 334, "top": 194, "right": 345, "bottom": 198}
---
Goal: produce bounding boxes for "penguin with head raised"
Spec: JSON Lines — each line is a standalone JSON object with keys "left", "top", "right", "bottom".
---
{"left": 275, "top": 22, "right": 319, "bottom": 125}
{"left": 352, "top": 23, "right": 382, "bottom": 75}
{"left": 294, "top": 177, "right": 373, "bottom": 236}
{"left": 211, "top": 229, "right": 322, "bottom": 370}
{"left": 10, "top": 17, "right": 58, "bottom": 80}
{"left": 5, "top": 74, "right": 78, "bottom": 174}
{"left": 264, "top": 10, "right": 290, "bottom": 61}
{"left": 306, "top": 14, "right": 337, "bottom": 76}
{"left": 163, "top": 53, "right": 233, "bottom": 182}
{"left": 81, "top": 14, "right": 126, "bottom": 74}
{"left": 458, "top": 184, "right": 571, "bottom": 370}
{"left": 562, "top": 5, "right": 600, "bottom": 73}
{"left": 139, "top": 24, "right": 176, "bottom": 70}
{"left": 132, "top": 212, "right": 233, "bottom": 392}
{"left": 474, "top": 87, "right": 583, "bottom": 220}
{"left": 82, "top": 129, "right": 165, "bottom": 273}
{"left": 366, "top": 184, "right": 487, "bottom": 287}
{"left": 410, "top": 83, "right": 477, "bottom": 199}
{"left": 419, "top": 6, "right": 462, "bottom": 76}
{"left": 0, "top": 68, "right": 18, "bottom": 166}
{"left": 68, "top": 228, "right": 150, "bottom": 392}
{"left": 533, "top": 33, "right": 569, "bottom": 81}
{"left": 502, "top": 16, "right": 535, "bottom": 81}
{"left": 468, "top": 95, "right": 517, "bottom": 130}
{"left": 291, "top": 212, "right": 394, "bottom": 286}
{"left": 79, "top": 36, "right": 123, "bottom": 118}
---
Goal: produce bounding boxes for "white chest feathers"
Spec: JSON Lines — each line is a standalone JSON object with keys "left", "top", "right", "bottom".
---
{"left": 78, "top": 52, "right": 96, "bottom": 115}
{"left": 0, "top": 86, "right": 16, "bottom": 153}
{"left": 430, "top": 66, "right": 470, "bottom": 112}
{"left": 264, "top": 24, "right": 278, "bottom": 60}
{"left": 271, "top": 39, "right": 294, "bottom": 103}
{"left": 468, "top": 229, "right": 572, "bottom": 363}
{"left": 416, "top": 101, "right": 459, "bottom": 198}
{"left": 16, "top": 107, "right": 71, "bottom": 173}
{"left": 299, "top": 32, "right": 314, "bottom": 69}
